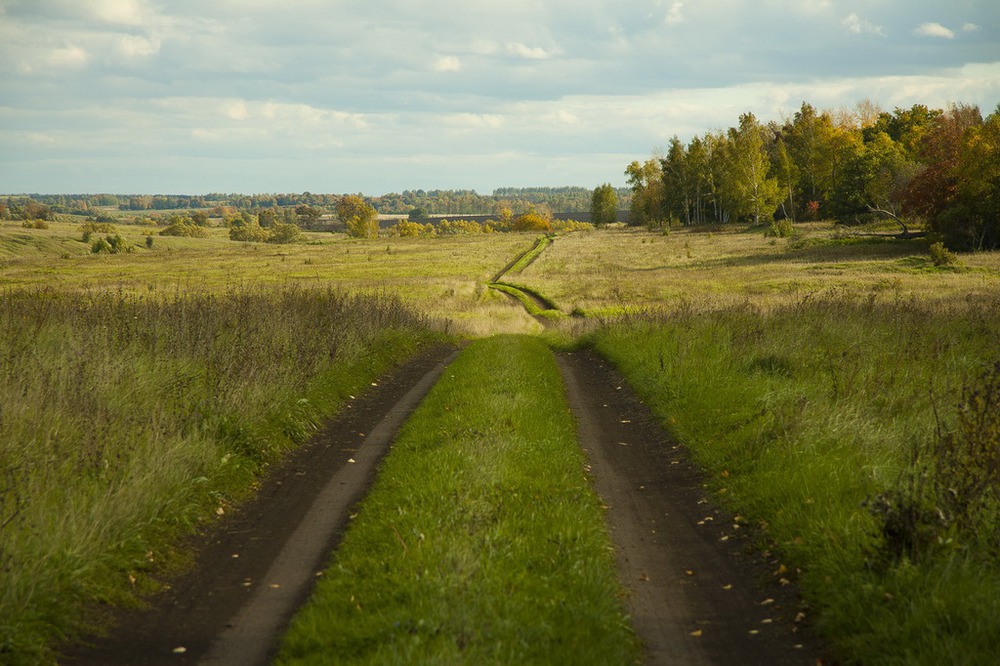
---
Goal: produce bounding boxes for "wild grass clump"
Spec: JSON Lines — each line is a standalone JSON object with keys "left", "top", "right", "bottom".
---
{"left": 866, "top": 362, "right": 1000, "bottom": 566}
{"left": 590, "top": 293, "right": 1000, "bottom": 664}
{"left": 277, "top": 336, "right": 638, "bottom": 664}
{"left": 0, "top": 286, "right": 438, "bottom": 664}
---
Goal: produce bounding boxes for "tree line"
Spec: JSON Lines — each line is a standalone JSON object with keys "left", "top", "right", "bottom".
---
{"left": 7, "top": 187, "right": 631, "bottom": 220}
{"left": 626, "top": 100, "right": 1000, "bottom": 250}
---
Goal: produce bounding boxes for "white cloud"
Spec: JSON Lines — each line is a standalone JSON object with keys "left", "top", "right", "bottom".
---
{"left": 432, "top": 55, "right": 462, "bottom": 72}
{"left": 222, "top": 100, "right": 250, "bottom": 121}
{"left": 843, "top": 13, "right": 885, "bottom": 37}
{"left": 47, "top": 44, "right": 90, "bottom": 68}
{"left": 86, "top": 0, "right": 147, "bottom": 26}
{"left": 505, "top": 43, "right": 554, "bottom": 60}
{"left": 664, "top": 2, "right": 685, "bottom": 27}
{"left": 963, "top": 23, "right": 979, "bottom": 33}
{"left": 117, "top": 34, "right": 160, "bottom": 57}
{"left": 914, "top": 22, "right": 955, "bottom": 39}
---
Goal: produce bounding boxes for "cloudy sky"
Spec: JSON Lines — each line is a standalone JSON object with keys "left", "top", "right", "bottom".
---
{"left": 1, "top": 0, "right": 998, "bottom": 195}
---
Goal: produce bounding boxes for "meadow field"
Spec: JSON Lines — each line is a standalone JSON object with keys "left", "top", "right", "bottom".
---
{"left": 3, "top": 216, "right": 1000, "bottom": 663}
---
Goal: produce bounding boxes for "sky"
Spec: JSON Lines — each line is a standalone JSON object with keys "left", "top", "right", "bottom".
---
{"left": 1, "top": 0, "right": 998, "bottom": 195}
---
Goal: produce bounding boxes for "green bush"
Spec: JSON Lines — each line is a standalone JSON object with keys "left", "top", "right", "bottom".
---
{"left": 160, "top": 220, "right": 207, "bottom": 238}
{"left": 229, "top": 224, "right": 270, "bottom": 243}
{"left": 928, "top": 241, "right": 958, "bottom": 267}
{"left": 266, "top": 222, "right": 303, "bottom": 244}
{"left": 765, "top": 218, "right": 794, "bottom": 238}
{"left": 90, "top": 237, "right": 111, "bottom": 254}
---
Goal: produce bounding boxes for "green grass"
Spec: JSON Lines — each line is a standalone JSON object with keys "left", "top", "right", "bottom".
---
{"left": 277, "top": 336, "right": 639, "bottom": 665}
{"left": 0, "top": 287, "right": 440, "bottom": 664}
{"left": 589, "top": 294, "right": 1000, "bottom": 664}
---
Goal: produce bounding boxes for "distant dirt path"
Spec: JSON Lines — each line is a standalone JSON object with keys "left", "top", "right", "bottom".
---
{"left": 61, "top": 345, "right": 459, "bottom": 666}
{"left": 558, "top": 349, "right": 826, "bottom": 665}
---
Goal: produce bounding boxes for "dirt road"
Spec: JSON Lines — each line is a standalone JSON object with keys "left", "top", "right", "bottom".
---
{"left": 62, "top": 344, "right": 825, "bottom": 665}
{"left": 559, "top": 349, "right": 824, "bottom": 665}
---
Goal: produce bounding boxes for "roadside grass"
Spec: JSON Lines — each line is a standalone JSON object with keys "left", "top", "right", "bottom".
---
{"left": 589, "top": 293, "right": 1000, "bottom": 664}
{"left": 277, "top": 336, "right": 639, "bottom": 665}
{"left": 0, "top": 287, "right": 440, "bottom": 664}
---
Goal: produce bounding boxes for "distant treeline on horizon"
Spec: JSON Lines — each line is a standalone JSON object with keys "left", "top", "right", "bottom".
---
{"left": 4, "top": 186, "right": 633, "bottom": 218}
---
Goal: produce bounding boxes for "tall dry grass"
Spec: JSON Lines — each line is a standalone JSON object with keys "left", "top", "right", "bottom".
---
{"left": 0, "top": 286, "right": 438, "bottom": 663}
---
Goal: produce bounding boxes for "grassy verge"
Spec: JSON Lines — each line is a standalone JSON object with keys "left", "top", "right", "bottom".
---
{"left": 590, "top": 294, "right": 1000, "bottom": 664}
{"left": 0, "top": 287, "right": 440, "bottom": 664}
{"left": 277, "top": 336, "right": 639, "bottom": 664}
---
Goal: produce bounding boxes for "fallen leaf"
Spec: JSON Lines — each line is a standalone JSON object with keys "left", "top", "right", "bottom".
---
{"left": 722, "top": 584, "right": 733, "bottom": 590}
{"left": 685, "top": 570, "right": 695, "bottom": 576}
{"left": 760, "top": 598, "right": 775, "bottom": 606}
{"left": 690, "top": 630, "right": 703, "bottom": 637}
{"left": 348, "top": 458, "right": 356, "bottom": 463}
{"left": 173, "top": 647, "right": 187, "bottom": 654}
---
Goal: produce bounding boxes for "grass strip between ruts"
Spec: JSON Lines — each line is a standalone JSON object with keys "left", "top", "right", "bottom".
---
{"left": 276, "top": 335, "right": 639, "bottom": 665}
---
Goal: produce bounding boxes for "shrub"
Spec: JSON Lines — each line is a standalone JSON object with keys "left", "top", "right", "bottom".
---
{"left": 90, "top": 237, "right": 112, "bottom": 254}
{"left": 764, "top": 218, "right": 794, "bottom": 238}
{"left": 551, "top": 219, "right": 594, "bottom": 232}
{"left": 80, "top": 221, "right": 117, "bottom": 234}
{"left": 390, "top": 220, "right": 434, "bottom": 237}
{"left": 512, "top": 211, "right": 552, "bottom": 232}
{"left": 928, "top": 241, "right": 959, "bottom": 267}
{"left": 229, "top": 224, "right": 270, "bottom": 243}
{"left": 91, "top": 235, "right": 130, "bottom": 254}
{"left": 160, "top": 220, "right": 207, "bottom": 238}
{"left": 436, "top": 219, "right": 481, "bottom": 235}
{"left": 22, "top": 219, "right": 49, "bottom": 230}
{"left": 266, "top": 222, "right": 303, "bottom": 244}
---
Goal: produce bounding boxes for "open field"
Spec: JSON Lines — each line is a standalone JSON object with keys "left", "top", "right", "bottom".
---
{"left": 517, "top": 222, "right": 1000, "bottom": 318}
{"left": 0, "top": 219, "right": 542, "bottom": 336}
{"left": 4, "top": 217, "right": 1000, "bottom": 663}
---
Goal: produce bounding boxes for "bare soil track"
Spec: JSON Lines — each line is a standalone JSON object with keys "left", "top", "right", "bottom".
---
{"left": 62, "top": 344, "right": 828, "bottom": 665}
{"left": 559, "top": 349, "right": 827, "bottom": 665}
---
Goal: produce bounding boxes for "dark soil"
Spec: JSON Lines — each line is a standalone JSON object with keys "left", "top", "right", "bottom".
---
{"left": 60, "top": 342, "right": 829, "bottom": 665}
